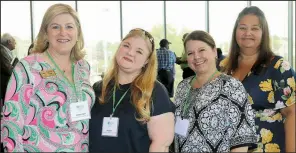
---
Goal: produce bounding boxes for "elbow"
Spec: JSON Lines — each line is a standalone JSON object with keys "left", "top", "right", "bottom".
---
{"left": 150, "top": 133, "right": 174, "bottom": 152}
{"left": 150, "top": 140, "right": 172, "bottom": 152}
{"left": 150, "top": 134, "right": 174, "bottom": 152}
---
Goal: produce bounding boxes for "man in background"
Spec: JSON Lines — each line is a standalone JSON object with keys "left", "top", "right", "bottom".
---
{"left": 156, "top": 39, "right": 176, "bottom": 97}
{"left": 0, "top": 33, "right": 18, "bottom": 107}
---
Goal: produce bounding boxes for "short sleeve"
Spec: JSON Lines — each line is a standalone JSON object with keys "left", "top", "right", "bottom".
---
{"left": 151, "top": 81, "right": 176, "bottom": 116}
{"left": 77, "top": 59, "right": 91, "bottom": 82}
{"left": 230, "top": 101, "right": 258, "bottom": 150}
{"left": 225, "top": 78, "right": 258, "bottom": 150}
{"left": 171, "top": 51, "right": 176, "bottom": 63}
{"left": 272, "top": 58, "right": 296, "bottom": 109}
{"left": 1, "top": 59, "right": 31, "bottom": 152}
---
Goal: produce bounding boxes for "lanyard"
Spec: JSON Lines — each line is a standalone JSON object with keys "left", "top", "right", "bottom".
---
{"left": 181, "top": 70, "right": 219, "bottom": 118}
{"left": 46, "top": 50, "right": 77, "bottom": 98}
{"left": 111, "top": 85, "right": 130, "bottom": 118}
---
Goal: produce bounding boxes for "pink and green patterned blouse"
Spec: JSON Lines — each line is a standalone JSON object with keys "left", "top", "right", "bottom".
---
{"left": 1, "top": 54, "right": 95, "bottom": 152}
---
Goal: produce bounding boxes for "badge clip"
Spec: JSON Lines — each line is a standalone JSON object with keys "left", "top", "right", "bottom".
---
{"left": 40, "top": 69, "right": 56, "bottom": 78}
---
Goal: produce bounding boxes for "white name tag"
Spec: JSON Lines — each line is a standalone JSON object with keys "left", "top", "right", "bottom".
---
{"left": 102, "top": 117, "right": 119, "bottom": 137}
{"left": 175, "top": 116, "right": 190, "bottom": 137}
{"left": 70, "top": 101, "right": 91, "bottom": 122}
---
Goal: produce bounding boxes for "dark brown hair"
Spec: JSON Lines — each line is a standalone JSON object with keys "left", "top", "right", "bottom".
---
{"left": 183, "top": 30, "right": 216, "bottom": 50}
{"left": 223, "top": 6, "right": 274, "bottom": 75}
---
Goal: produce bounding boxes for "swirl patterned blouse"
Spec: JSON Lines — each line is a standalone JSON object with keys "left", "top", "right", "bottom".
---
{"left": 174, "top": 74, "right": 258, "bottom": 152}
{"left": 0, "top": 54, "right": 95, "bottom": 152}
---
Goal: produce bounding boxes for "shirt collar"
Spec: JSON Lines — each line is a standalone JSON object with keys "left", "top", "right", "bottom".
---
{"left": 0, "top": 44, "right": 13, "bottom": 58}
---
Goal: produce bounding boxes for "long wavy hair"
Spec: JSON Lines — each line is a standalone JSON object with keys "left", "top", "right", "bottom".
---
{"left": 99, "top": 29, "right": 157, "bottom": 123}
{"left": 222, "top": 6, "right": 274, "bottom": 75}
{"left": 31, "top": 3, "right": 85, "bottom": 61}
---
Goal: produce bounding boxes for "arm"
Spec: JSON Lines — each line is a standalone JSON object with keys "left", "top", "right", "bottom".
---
{"left": 231, "top": 146, "right": 248, "bottom": 152}
{"left": 273, "top": 58, "right": 296, "bottom": 152}
{"left": 228, "top": 79, "right": 258, "bottom": 151}
{"left": 176, "top": 59, "right": 187, "bottom": 65}
{"left": 0, "top": 55, "right": 13, "bottom": 76}
{"left": 281, "top": 104, "right": 295, "bottom": 152}
{"left": 1, "top": 61, "right": 29, "bottom": 152}
{"left": 147, "top": 112, "right": 175, "bottom": 152}
{"left": 175, "top": 50, "right": 188, "bottom": 65}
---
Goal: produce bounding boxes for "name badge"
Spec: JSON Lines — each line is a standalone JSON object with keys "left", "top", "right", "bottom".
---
{"left": 70, "top": 101, "right": 91, "bottom": 122}
{"left": 102, "top": 117, "right": 119, "bottom": 137}
{"left": 175, "top": 116, "right": 190, "bottom": 137}
{"left": 40, "top": 69, "right": 56, "bottom": 78}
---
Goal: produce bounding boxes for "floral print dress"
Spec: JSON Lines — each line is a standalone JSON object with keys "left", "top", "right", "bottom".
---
{"left": 220, "top": 55, "right": 296, "bottom": 152}
{"left": 1, "top": 54, "right": 95, "bottom": 152}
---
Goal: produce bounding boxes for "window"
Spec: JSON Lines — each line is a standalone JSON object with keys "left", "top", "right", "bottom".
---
{"left": 166, "top": 1, "right": 206, "bottom": 94}
{"left": 252, "top": 1, "right": 289, "bottom": 61}
{"left": 166, "top": 1, "right": 206, "bottom": 57}
{"left": 1, "top": 1, "right": 31, "bottom": 59}
{"left": 78, "top": 1, "right": 121, "bottom": 85}
{"left": 209, "top": 1, "right": 247, "bottom": 55}
{"left": 32, "top": 1, "right": 76, "bottom": 39}
{"left": 122, "top": 1, "right": 164, "bottom": 49}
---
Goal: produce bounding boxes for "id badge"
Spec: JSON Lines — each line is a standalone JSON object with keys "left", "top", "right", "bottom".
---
{"left": 102, "top": 117, "right": 119, "bottom": 137}
{"left": 175, "top": 116, "right": 190, "bottom": 137}
{"left": 70, "top": 101, "right": 91, "bottom": 122}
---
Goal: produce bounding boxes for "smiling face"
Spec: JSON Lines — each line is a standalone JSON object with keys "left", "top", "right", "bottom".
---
{"left": 186, "top": 40, "right": 217, "bottom": 75}
{"left": 115, "top": 36, "right": 151, "bottom": 75}
{"left": 46, "top": 13, "right": 78, "bottom": 55}
{"left": 236, "top": 14, "right": 263, "bottom": 52}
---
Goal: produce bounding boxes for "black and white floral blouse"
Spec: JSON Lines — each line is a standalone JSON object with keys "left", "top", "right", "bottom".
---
{"left": 174, "top": 74, "right": 257, "bottom": 152}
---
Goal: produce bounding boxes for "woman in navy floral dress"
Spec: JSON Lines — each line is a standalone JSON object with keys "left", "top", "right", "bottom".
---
{"left": 220, "top": 6, "right": 295, "bottom": 152}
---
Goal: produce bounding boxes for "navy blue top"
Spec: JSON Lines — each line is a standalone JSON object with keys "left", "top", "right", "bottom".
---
{"left": 89, "top": 80, "right": 175, "bottom": 153}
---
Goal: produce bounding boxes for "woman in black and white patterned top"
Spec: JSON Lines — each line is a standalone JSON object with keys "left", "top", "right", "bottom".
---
{"left": 174, "top": 30, "right": 258, "bottom": 152}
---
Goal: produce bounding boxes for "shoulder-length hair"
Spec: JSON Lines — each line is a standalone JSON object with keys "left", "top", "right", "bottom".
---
{"left": 31, "top": 3, "right": 85, "bottom": 61}
{"left": 99, "top": 29, "right": 157, "bottom": 123}
{"left": 223, "top": 6, "right": 274, "bottom": 74}
{"left": 183, "top": 30, "right": 216, "bottom": 50}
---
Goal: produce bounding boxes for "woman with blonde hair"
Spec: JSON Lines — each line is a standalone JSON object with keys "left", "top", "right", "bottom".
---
{"left": 89, "top": 28, "right": 175, "bottom": 152}
{"left": 1, "top": 3, "right": 95, "bottom": 152}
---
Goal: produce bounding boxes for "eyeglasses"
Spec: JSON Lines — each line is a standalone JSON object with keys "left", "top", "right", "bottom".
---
{"left": 129, "top": 28, "right": 155, "bottom": 51}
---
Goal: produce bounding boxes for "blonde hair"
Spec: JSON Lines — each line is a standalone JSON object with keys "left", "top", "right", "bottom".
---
{"left": 31, "top": 3, "right": 85, "bottom": 61}
{"left": 99, "top": 30, "right": 157, "bottom": 123}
